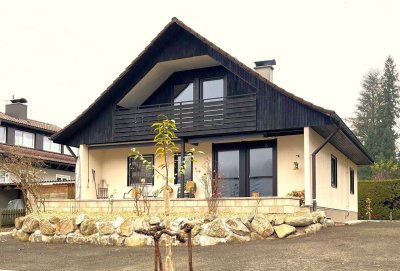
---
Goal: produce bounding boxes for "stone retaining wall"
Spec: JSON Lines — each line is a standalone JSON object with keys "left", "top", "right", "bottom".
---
{"left": 12, "top": 211, "right": 333, "bottom": 247}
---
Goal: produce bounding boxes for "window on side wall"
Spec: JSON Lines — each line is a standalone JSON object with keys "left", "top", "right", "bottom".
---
{"left": 43, "top": 137, "right": 61, "bottom": 153}
{"left": 174, "top": 154, "right": 193, "bottom": 184}
{"left": 350, "top": 168, "right": 355, "bottom": 194}
{"left": 65, "top": 146, "right": 79, "bottom": 156}
{"left": 15, "top": 130, "right": 34, "bottom": 148}
{"left": 331, "top": 155, "right": 338, "bottom": 188}
{"left": 0, "top": 126, "right": 6, "bottom": 143}
{"left": 56, "top": 174, "right": 71, "bottom": 182}
{"left": 127, "top": 155, "right": 154, "bottom": 186}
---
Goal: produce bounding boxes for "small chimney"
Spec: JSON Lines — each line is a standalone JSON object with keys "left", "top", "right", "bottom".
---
{"left": 254, "top": 59, "right": 276, "bottom": 82}
{"left": 5, "top": 98, "right": 28, "bottom": 119}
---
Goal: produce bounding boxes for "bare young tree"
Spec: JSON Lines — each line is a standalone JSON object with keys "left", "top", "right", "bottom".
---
{"left": 0, "top": 147, "right": 45, "bottom": 213}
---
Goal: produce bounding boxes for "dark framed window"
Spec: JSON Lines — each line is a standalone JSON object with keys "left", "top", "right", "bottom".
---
{"left": 174, "top": 154, "right": 193, "bottom": 184}
{"left": 127, "top": 155, "right": 154, "bottom": 186}
{"left": 331, "top": 155, "right": 338, "bottom": 188}
{"left": 174, "top": 82, "right": 194, "bottom": 104}
{"left": 200, "top": 77, "right": 225, "bottom": 101}
{"left": 350, "top": 168, "right": 355, "bottom": 194}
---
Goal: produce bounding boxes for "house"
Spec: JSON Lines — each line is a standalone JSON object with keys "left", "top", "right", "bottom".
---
{"left": 52, "top": 18, "right": 373, "bottom": 222}
{"left": 0, "top": 99, "right": 77, "bottom": 207}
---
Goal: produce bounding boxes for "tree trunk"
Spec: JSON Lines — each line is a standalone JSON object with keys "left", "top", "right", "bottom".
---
{"left": 164, "top": 186, "right": 173, "bottom": 271}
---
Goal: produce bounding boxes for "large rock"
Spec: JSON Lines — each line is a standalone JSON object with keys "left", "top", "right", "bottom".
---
{"left": 227, "top": 233, "right": 251, "bottom": 243}
{"left": 326, "top": 219, "right": 335, "bottom": 227}
{"left": 250, "top": 215, "right": 274, "bottom": 238}
{"left": 132, "top": 218, "right": 150, "bottom": 231}
{"left": 269, "top": 215, "right": 285, "bottom": 226}
{"left": 15, "top": 229, "right": 30, "bottom": 242}
{"left": 284, "top": 215, "right": 314, "bottom": 227}
{"left": 312, "top": 210, "right": 326, "bottom": 224}
{"left": 98, "top": 221, "right": 114, "bottom": 235}
{"left": 149, "top": 216, "right": 161, "bottom": 225}
{"left": 124, "top": 232, "right": 149, "bottom": 247}
{"left": 250, "top": 232, "right": 264, "bottom": 241}
{"left": 29, "top": 230, "right": 42, "bottom": 242}
{"left": 303, "top": 223, "right": 322, "bottom": 234}
{"left": 274, "top": 224, "right": 296, "bottom": 238}
{"left": 119, "top": 218, "right": 134, "bottom": 236}
{"left": 72, "top": 233, "right": 88, "bottom": 244}
{"left": 171, "top": 217, "right": 186, "bottom": 232}
{"left": 226, "top": 218, "right": 250, "bottom": 236}
{"left": 40, "top": 219, "right": 56, "bottom": 236}
{"left": 52, "top": 235, "right": 66, "bottom": 244}
{"left": 49, "top": 216, "right": 60, "bottom": 224}
{"left": 56, "top": 219, "right": 76, "bottom": 235}
{"left": 80, "top": 219, "right": 97, "bottom": 235}
{"left": 110, "top": 233, "right": 125, "bottom": 246}
{"left": 75, "top": 214, "right": 87, "bottom": 226}
{"left": 98, "top": 235, "right": 113, "bottom": 246}
{"left": 203, "top": 218, "right": 230, "bottom": 238}
{"left": 22, "top": 217, "right": 39, "bottom": 233}
{"left": 15, "top": 216, "right": 26, "bottom": 230}
{"left": 198, "top": 235, "right": 227, "bottom": 246}
{"left": 113, "top": 216, "right": 124, "bottom": 229}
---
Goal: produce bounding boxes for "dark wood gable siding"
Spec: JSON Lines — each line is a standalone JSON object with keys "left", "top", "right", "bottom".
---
{"left": 57, "top": 24, "right": 330, "bottom": 146}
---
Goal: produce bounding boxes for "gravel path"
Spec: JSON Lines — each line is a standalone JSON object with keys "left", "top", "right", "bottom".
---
{"left": 0, "top": 222, "right": 399, "bottom": 271}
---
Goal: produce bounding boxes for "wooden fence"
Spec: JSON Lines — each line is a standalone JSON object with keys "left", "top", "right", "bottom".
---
{"left": 0, "top": 209, "right": 26, "bottom": 227}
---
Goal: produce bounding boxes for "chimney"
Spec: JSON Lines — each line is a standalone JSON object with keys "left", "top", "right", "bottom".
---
{"left": 254, "top": 59, "right": 276, "bottom": 82}
{"left": 5, "top": 98, "right": 28, "bottom": 119}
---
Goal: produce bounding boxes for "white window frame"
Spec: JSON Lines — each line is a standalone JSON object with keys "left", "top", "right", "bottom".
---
{"left": 15, "top": 130, "right": 35, "bottom": 148}
{"left": 43, "top": 137, "right": 61, "bottom": 153}
{"left": 0, "top": 126, "right": 6, "bottom": 144}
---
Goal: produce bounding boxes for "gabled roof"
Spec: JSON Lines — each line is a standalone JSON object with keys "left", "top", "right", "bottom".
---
{"left": 51, "top": 18, "right": 373, "bottom": 165}
{"left": 52, "top": 18, "right": 334, "bottom": 142}
{"left": 0, "top": 112, "right": 61, "bottom": 133}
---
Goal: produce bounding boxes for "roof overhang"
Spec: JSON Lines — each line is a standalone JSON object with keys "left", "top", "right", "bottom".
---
{"left": 118, "top": 55, "right": 220, "bottom": 108}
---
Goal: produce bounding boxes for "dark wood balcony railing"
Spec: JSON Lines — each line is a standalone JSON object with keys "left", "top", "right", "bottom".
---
{"left": 113, "top": 93, "right": 257, "bottom": 141}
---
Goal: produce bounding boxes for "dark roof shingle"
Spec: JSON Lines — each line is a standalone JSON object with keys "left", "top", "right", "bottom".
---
{"left": 0, "top": 112, "right": 61, "bottom": 133}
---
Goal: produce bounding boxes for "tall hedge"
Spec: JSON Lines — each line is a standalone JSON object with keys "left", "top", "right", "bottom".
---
{"left": 358, "top": 179, "right": 400, "bottom": 220}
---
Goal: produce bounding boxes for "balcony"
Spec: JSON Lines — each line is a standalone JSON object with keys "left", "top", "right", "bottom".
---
{"left": 113, "top": 93, "right": 257, "bottom": 141}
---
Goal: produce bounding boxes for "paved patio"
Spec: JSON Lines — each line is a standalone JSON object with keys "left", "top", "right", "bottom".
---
{"left": 0, "top": 222, "right": 399, "bottom": 271}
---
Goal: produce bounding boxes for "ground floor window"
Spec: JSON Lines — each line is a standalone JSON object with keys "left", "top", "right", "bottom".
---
{"left": 174, "top": 154, "right": 193, "bottom": 184}
{"left": 350, "top": 168, "right": 355, "bottom": 194}
{"left": 127, "top": 155, "right": 154, "bottom": 186}
{"left": 331, "top": 155, "right": 338, "bottom": 188}
{"left": 213, "top": 140, "right": 276, "bottom": 197}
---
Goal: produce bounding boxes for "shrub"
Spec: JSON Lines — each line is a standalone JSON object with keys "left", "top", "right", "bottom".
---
{"left": 358, "top": 179, "right": 400, "bottom": 220}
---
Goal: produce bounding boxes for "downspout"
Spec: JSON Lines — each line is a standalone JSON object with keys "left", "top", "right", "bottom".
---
{"left": 311, "top": 124, "right": 340, "bottom": 211}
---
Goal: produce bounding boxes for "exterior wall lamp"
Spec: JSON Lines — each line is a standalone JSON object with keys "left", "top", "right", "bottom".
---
{"left": 293, "top": 154, "right": 300, "bottom": 170}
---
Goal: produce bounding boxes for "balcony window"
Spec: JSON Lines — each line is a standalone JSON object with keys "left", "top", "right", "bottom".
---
{"left": 174, "top": 82, "right": 194, "bottom": 104}
{"left": 43, "top": 137, "right": 61, "bottom": 153}
{"left": 15, "top": 130, "right": 34, "bottom": 148}
{"left": 201, "top": 78, "right": 224, "bottom": 101}
{"left": 0, "top": 126, "right": 5, "bottom": 143}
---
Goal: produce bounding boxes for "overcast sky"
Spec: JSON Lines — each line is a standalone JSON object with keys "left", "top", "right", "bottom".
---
{"left": 1, "top": 0, "right": 399, "bottom": 128}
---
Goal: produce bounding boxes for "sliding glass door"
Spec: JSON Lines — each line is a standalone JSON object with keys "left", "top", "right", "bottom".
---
{"left": 214, "top": 141, "right": 276, "bottom": 197}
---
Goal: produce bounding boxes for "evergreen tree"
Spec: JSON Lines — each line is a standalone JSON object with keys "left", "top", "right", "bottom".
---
{"left": 378, "top": 56, "right": 399, "bottom": 160}
{"left": 353, "top": 70, "right": 383, "bottom": 159}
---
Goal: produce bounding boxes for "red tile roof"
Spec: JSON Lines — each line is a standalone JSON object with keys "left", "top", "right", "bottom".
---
{"left": 0, "top": 112, "right": 61, "bottom": 133}
{"left": 0, "top": 144, "right": 76, "bottom": 165}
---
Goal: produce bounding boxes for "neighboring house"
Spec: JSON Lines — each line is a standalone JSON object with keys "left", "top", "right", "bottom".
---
{"left": 52, "top": 18, "right": 373, "bottom": 221}
{"left": 0, "top": 99, "right": 77, "bottom": 207}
